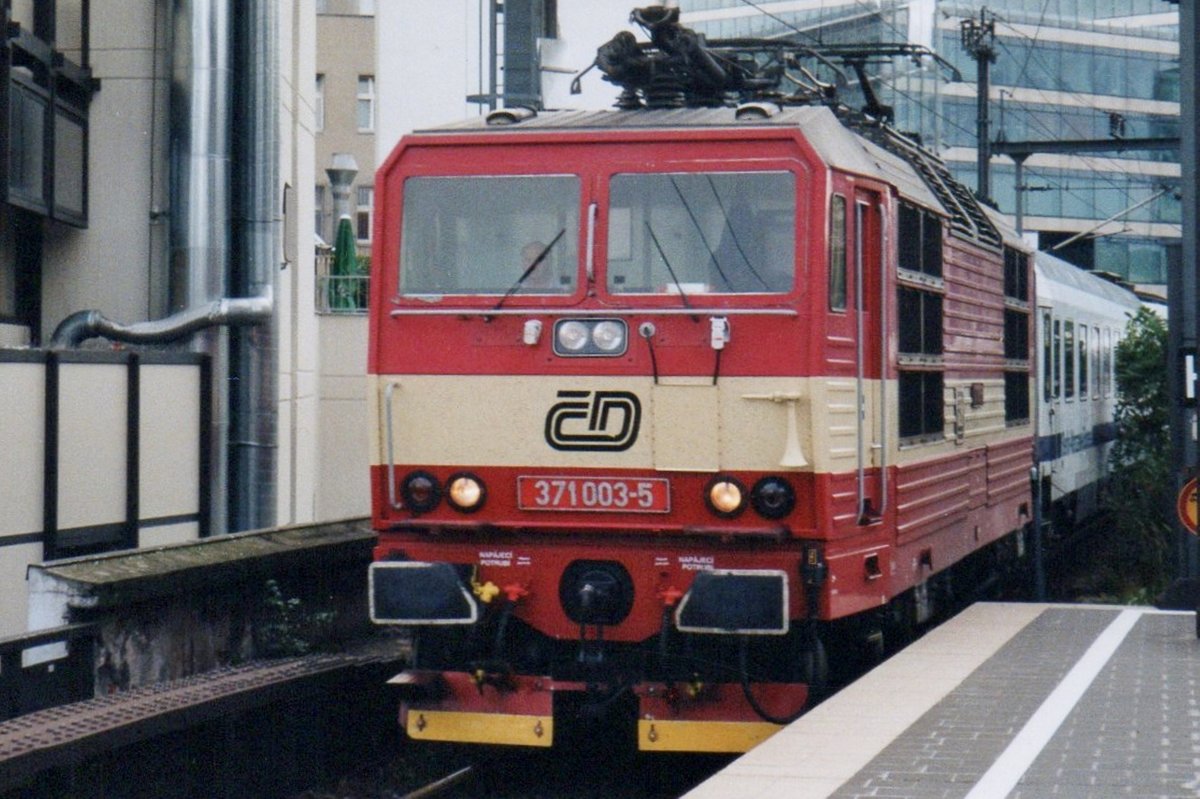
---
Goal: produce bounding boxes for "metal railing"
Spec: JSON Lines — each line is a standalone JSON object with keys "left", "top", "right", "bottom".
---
{"left": 316, "top": 253, "right": 369, "bottom": 314}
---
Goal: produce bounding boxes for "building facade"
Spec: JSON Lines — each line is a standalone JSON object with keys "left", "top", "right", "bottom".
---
{"left": 682, "top": 0, "right": 1181, "bottom": 289}
{"left": 0, "top": 0, "right": 372, "bottom": 636}
{"left": 315, "top": 1, "right": 376, "bottom": 253}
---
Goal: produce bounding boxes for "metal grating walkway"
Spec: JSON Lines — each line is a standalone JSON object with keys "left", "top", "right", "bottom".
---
{"left": 0, "top": 638, "right": 407, "bottom": 789}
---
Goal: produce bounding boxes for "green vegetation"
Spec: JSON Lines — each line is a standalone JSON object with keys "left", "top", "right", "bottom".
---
{"left": 256, "top": 579, "right": 338, "bottom": 657}
{"left": 1085, "top": 307, "right": 1172, "bottom": 603}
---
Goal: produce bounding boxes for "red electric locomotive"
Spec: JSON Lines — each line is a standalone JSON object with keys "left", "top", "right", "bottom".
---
{"left": 367, "top": 8, "right": 1034, "bottom": 752}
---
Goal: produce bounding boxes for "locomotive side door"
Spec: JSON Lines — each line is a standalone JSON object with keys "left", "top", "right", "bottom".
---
{"left": 854, "top": 188, "right": 885, "bottom": 523}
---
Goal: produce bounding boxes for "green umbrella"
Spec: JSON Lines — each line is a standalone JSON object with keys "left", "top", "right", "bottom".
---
{"left": 330, "top": 215, "right": 361, "bottom": 310}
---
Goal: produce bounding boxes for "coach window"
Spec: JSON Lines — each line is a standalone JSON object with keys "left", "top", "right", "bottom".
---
{"left": 1052, "top": 318, "right": 1062, "bottom": 399}
{"left": 1078, "top": 326, "right": 1088, "bottom": 399}
{"left": 606, "top": 171, "right": 795, "bottom": 294}
{"left": 1043, "top": 311, "right": 1053, "bottom": 402}
{"left": 1064, "top": 321, "right": 1075, "bottom": 399}
{"left": 1103, "top": 329, "right": 1114, "bottom": 396}
{"left": 829, "top": 195, "right": 847, "bottom": 311}
{"left": 1092, "top": 325, "right": 1101, "bottom": 396}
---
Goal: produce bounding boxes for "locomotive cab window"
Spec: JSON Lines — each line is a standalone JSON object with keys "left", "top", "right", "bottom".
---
{"left": 398, "top": 175, "right": 580, "bottom": 296}
{"left": 605, "top": 171, "right": 795, "bottom": 295}
{"left": 829, "top": 194, "right": 847, "bottom": 311}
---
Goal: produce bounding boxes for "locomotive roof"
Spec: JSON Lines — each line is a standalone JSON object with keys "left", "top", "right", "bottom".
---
{"left": 414, "top": 105, "right": 946, "bottom": 218}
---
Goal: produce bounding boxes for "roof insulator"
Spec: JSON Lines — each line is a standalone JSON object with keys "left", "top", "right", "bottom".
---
{"left": 486, "top": 106, "right": 538, "bottom": 126}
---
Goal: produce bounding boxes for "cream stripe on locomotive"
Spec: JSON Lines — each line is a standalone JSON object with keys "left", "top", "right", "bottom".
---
{"left": 368, "top": 374, "right": 1031, "bottom": 474}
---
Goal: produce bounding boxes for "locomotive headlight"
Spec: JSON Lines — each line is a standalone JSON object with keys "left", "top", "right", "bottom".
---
{"left": 706, "top": 476, "right": 747, "bottom": 517}
{"left": 556, "top": 320, "right": 590, "bottom": 352}
{"left": 402, "top": 471, "right": 441, "bottom": 513}
{"left": 553, "top": 318, "right": 628, "bottom": 356}
{"left": 591, "top": 320, "right": 626, "bottom": 353}
{"left": 447, "top": 473, "right": 486, "bottom": 513}
{"left": 751, "top": 476, "right": 796, "bottom": 520}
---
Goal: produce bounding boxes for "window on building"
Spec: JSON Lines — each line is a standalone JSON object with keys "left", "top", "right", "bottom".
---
{"left": 4, "top": 10, "right": 95, "bottom": 227}
{"left": 315, "top": 74, "right": 325, "bottom": 132}
{"left": 829, "top": 195, "right": 846, "bottom": 311}
{"left": 9, "top": 75, "right": 48, "bottom": 209}
{"left": 898, "top": 202, "right": 942, "bottom": 279}
{"left": 356, "top": 185, "right": 373, "bottom": 242}
{"left": 357, "top": 75, "right": 375, "bottom": 132}
{"left": 315, "top": 184, "right": 327, "bottom": 243}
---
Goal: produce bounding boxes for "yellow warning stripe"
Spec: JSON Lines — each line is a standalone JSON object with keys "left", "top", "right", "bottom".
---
{"left": 406, "top": 709, "right": 553, "bottom": 747}
{"left": 637, "top": 718, "right": 781, "bottom": 753}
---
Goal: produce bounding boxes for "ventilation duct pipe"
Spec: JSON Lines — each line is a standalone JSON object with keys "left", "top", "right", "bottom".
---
{"left": 50, "top": 295, "right": 271, "bottom": 349}
{"left": 326, "top": 153, "right": 358, "bottom": 223}
{"left": 166, "top": 0, "right": 235, "bottom": 535}
{"left": 49, "top": 0, "right": 278, "bottom": 536}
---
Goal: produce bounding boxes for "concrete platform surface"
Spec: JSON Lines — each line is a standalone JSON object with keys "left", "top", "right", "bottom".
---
{"left": 685, "top": 602, "right": 1200, "bottom": 799}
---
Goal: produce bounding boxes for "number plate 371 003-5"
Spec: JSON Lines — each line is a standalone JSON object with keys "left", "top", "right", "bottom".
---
{"left": 517, "top": 476, "right": 670, "bottom": 513}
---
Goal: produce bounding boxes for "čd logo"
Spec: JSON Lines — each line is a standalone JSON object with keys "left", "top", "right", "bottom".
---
{"left": 545, "top": 390, "right": 641, "bottom": 451}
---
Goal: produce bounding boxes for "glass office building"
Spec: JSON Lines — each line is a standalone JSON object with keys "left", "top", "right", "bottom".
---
{"left": 681, "top": 0, "right": 1181, "bottom": 287}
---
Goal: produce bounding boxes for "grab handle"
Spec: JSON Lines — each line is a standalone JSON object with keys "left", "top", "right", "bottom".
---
{"left": 384, "top": 381, "right": 403, "bottom": 510}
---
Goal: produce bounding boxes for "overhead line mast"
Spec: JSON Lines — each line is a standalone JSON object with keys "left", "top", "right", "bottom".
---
{"left": 960, "top": 8, "right": 997, "bottom": 204}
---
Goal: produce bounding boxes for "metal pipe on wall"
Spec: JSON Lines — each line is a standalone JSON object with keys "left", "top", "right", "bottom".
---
{"left": 169, "top": 0, "right": 233, "bottom": 535}
{"left": 50, "top": 0, "right": 278, "bottom": 537}
{"left": 228, "top": 0, "right": 279, "bottom": 533}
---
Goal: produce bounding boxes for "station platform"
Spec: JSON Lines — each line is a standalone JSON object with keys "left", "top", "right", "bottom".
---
{"left": 686, "top": 602, "right": 1200, "bottom": 799}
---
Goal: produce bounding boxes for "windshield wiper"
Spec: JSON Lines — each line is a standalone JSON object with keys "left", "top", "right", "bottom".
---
{"left": 494, "top": 229, "right": 566, "bottom": 311}
{"left": 645, "top": 222, "right": 695, "bottom": 315}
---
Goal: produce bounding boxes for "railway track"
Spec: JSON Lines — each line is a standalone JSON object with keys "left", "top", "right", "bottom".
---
{"left": 293, "top": 740, "right": 735, "bottom": 799}
{"left": 399, "top": 764, "right": 476, "bottom": 799}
